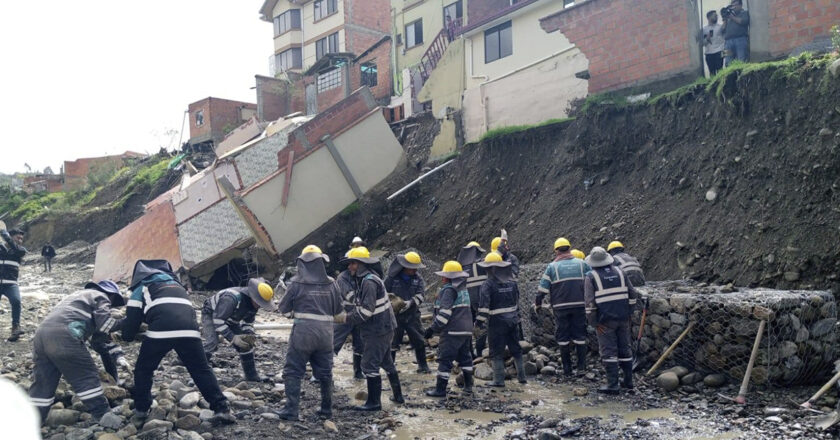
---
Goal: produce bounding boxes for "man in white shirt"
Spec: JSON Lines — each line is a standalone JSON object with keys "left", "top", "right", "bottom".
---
{"left": 702, "top": 10, "right": 725, "bottom": 76}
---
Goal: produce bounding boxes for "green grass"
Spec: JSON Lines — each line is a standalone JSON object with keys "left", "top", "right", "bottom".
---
{"left": 478, "top": 117, "right": 576, "bottom": 143}
{"left": 648, "top": 76, "right": 712, "bottom": 106}
{"left": 340, "top": 202, "right": 360, "bottom": 216}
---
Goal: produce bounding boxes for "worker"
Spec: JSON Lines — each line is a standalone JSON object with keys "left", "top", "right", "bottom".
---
{"left": 201, "top": 278, "right": 275, "bottom": 382}
{"left": 536, "top": 238, "right": 591, "bottom": 377}
{"left": 276, "top": 245, "right": 343, "bottom": 420}
{"left": 571, "top": 249, "right": 586, "bottom": 260}
{"left": 475, "top": 252, "right": 526, "bottom": 386}
{"left": 490, "top": 230, "right": 520, "bottom": 277}
{"left": 28, "top": 280, "right": 129, "bottom": 422}
{"left": 424, "top": 261, "right": 474, "bottom": 397}
{"left": 0, "top": 228, "right": 26, "bottom": 342}
{"left": 345, "top": 247, "right": 404, "bottom": 410}
{"left": 332, "top": 255, "right": 365, "bottom": 380}
{"left": 457, "top": 241, "right": 486, "bottom": 358}
{"left": 123, "top": 260, "right": 234, "bottom": 426}
{"left": 385, "top": 252, "right": 430, "bottom": 373}
{"left": 41, "top": 242, "right": 56, "bottom": 273}
{"left": 584, "top": 247, "right": 640, "bottom": 394}
{"left": 350, "top": 236, "right": 365, "bottom": 249}
{"left": 607, "top": 241, "right": 646, "bottom": 286}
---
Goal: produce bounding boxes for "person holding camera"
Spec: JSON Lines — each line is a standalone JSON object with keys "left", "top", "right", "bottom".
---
{"left": 721, "top": 0, "right": 750, "bottom": 65}
{"left": 702, "top": 10, "right": 725, "bottom": 76}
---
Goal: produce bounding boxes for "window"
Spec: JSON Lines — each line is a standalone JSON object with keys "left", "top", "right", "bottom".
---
{"left": 195, "top": 110, "right": 204, "bottom": 126}
{"left": 275, "top": 47, "right": 302, "bottom": 72}
{"left": 273, "top": 9, "right": 301, "bottom": 36}
{"left": 317, "top": 68, "right": 342, "bottom": 93}
{"left": 360, "top": 62, "right": 377, "bottom": 87}
{"left": 314, "top": 0, "right": 338, "bottom": 21}
{"left": 443, "top": 1, "right": 463, "bottom": 21}
{"left": 564, "top": 0, "right": 575, "bottom": 6}
{"left": 484, "top": 21, "right": 512, "bottom": 63}
{"left": 316, "top": 32, "right": 339, "bottom": 60}
{"left": 405, "top": 19, "right": 423, "bottom": 49}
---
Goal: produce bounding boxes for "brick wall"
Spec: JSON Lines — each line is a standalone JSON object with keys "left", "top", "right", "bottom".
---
{"left": 188, "top": 98, "right": 257, "bottom": 144}
{"left": 63, "top": 155, "right": 128, "bottom": 191}
{"left": 540, "top": 0, "right": 698, "bottom": 93}
{"left": 344, "top": 0, "right": 390, "bottom": 53}
{"left": 349, "top": 38, "right": 392, "bottom": 103}
{"left": 188, "top": 98, "right": 212, "bottom": 140}
{"left": 256, "top": 75, "right": 306, "bottom": 122}
{"left": 768, "top": 0, "right": 840, "bottom": 56}
{"left": 468, "top": 0, "right": 512, "bottom": 26}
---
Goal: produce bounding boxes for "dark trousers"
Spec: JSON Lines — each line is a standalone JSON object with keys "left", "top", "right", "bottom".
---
{"left": 705, "top": 52, "right": 723, "bottom": 76}
{"left": 554, "top": 308, "right": 587, "bottom": 347}
{"left": 391, "top": 309, "right": 425, "bottom": 351}
{"left": 284, "top": 324, "right": 334, "bottom": 382}
{"left": 29, "top": 326, "right": 109, "bottom": 420}
{"left": 360, "top": 329, "right": 397, "bottom": 378}
{"left": 596, "top": 319, "right": 632, "bottom": 364}
{"left": 0, "top": 284, "right": 21, "bottom": 327}
{"left": 43, "top": 257, "right": 53, "bottom": 272}
{"left": 133, "top": 337, "right": 227, "bottom": 413}
{"left": 436, "top": 335, "right": 473, "bottom": 379}
{"left": 333, "top": 321, "right": 364, "bottom": 356}
{"left": 488, "top": 319, "right": 522, "bottom": 360}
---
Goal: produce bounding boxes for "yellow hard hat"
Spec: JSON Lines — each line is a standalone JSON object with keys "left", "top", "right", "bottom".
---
{"left": 554, "top": 237, "right": 571, "bottom": 250}
{"left": 299, "top": 244, "right": 329, "bottom": 262}
{"left": 571, "top": 249, "right": 585, "bottom": 259}
{"left": 347, "top": 246, "right": 371, "bottom": 259}
{"left": 485, "top": 252, "right": 503, "bottom": 263}
{"left": 258, "top": 282, "right": 274, "bottom": 301}
{"left": 301, "top": 244, "right": 323, "bottom": 256}
{"left": 441, "top": 261, "right": 463, "bottom": 273}
{"left": 248, "top": 278, "right": 277, "bottom": 310}
{"left": 405, "top": 251, "right": 422, "bottom": 265}
{"left": 466, "top": 241, "right": 482, "bottom": 249}
{"left": 491, "top": 237, "right": 502, "bottom": 252}
{"left": 607, "top": 241, "right": 624, "bottom": 251}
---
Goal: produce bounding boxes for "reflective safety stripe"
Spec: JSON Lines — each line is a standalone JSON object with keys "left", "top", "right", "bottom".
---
{"left": 573, "top": 340, "right": 587, "bottom": 345}
{"left": 0, "top": 280, "right": 18, "bottom": 285}
{"left": 144, "top": 330, "right": 201, "bottom": 339}
{"left": 595, "top": 293, "right": 629, "bottom": 304}
{"left": 460, "top": 366, "right": 473, "bottom": 371}
{"left": 435, "top": 316, "right": 449, "bottom": 325}
{"left": 373, "top": 304, "right": 390, "bottom": 315}
{"left": 375, "top": 296, "right": 388, "bottom": 306}
{"left": 66, "top": 305, "right": 92, "bottom": 318}
{"left": 215, "top": 325, "right": 229, "bottom": 333}
{"left": 466, "top": 280, "right": 485, "bottom": 288}
{"left": 144, "top": 297, "right": 193, "bottom": 313}
{"left": 437, "top": 372, "right": 451, "bottom": 378}
{"left": 213, "top": 319, "right": 225, "bottom": 324}
{"left": 100, "top": 317, "right": 116, "bottom": 333}
{"left": 294, "top": 312, "right": 334, "bottom": 322}
{"left": 0, "top": 260, "right": 20, "bottom": 267}
{"left": 489, "top": 306, "right": 517, "bottom": 315}
{"left": 108, "top": 346, "right": 123, "bottom": 354}
{"left": 537, "top": 286, "right": 549, "bottom": 294}
{"left": 30, "top": 396, "right": 55, "bottom": 407}
{"left": 618, "top": 357, "right": 633, "bottom": 362}
{"left": 477, "top": 308, "right": 490, "bottom": 314}
{"left": 238, "top": 348, "right": 255, "bottom": 355}
{"left": 77, "top": 386, "right": 104, "bottom": 399}
{"left": 365, "top": 372, "right": 381, "bottom": 378}
{"left": 552, "top": 301, "right": 585, "bottom": 308}
{"left": 452, "top": 303, "right": 470, "bottom": 308}
{"left": 358, "top": 308, "right": 373, "bottom": 317}
{"left": 476, "top": 315, "right": 487, "bottom": 322}
{"left": 552, "top": 276, "right": 584, "bottom": 284}
{"left": 604, "top": 358, "right": 619, "bottom": 363}
{"left": 447, "top": 331, "right": 472, "bottom": 336}
{"left": 127, "top": 299, "right": 143, "bottom": 308}
{"left": 558, "top": 341, "right": 570, "bottom": 346}
{"left": 438, "top": 309, "right": 452, "bottom": 316}
{"left": 541, "top": 274, "right": 551, "bottom": 282}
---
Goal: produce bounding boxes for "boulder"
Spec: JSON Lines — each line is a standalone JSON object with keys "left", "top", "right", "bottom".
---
{"left": 98, "top": 412, "right": 124, "bottom": 430}
{"left": 175, "top": 414, "right": 201, "bottom": 430}
{"left": 473, "top": 363, "right": 493, "bottom": 381}
{"left": 64, "top": 428, "right": 94, "bottom": 440}
{"left": 46, "top": 409, "right": 81, "bottom": 427}
{"left": 142, "top": 419, "right": 174, "bottom": 432}
{"left": 681, "top": 372, "right": 702, "bottom": 385}
{"left": 656, "top": 372, "right": 680, "bottom": 392}
{"left": 103, "top": 386, "right": 127, "bottom": 403}
{"left": 664, "top": 366, "right": 689, "bottom": 378}
{"left": 179, "top": 391, "right": 201, "bottom": 409}
{"left": 703, "top": 374, "right": 727, "bottom": 388}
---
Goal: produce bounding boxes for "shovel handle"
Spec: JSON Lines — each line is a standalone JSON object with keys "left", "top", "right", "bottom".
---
{"left": 803, "top": 369, "right": 840, "bottom": 407}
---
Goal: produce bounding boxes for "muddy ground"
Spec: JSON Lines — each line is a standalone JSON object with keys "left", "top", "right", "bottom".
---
{"left": 2, "top": 257, "right": 840, "bottom": 439}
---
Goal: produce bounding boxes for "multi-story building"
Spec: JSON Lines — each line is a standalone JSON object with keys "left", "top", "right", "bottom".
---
{"left": 186, "top": 97, "right": 258, "bottom": 152}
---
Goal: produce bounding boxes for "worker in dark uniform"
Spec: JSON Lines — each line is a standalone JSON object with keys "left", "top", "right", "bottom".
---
{"left": 386, "top": 251, "right": 430, "bottom": 373}
{"left": 333, "top": 239, "right": 366, "bottom": 380}
{"left": 201, "top": 278, "right": 275, "bottom": 381}
{"left": 345, "top": 247, "right": 404, "bottom": 410}
{"left": 457, "top": 241, "right": 486, "bottom": 358}
{"left": 41, "top": 242, "right": 56, "bottom": 273}
{"left": 276, "top": 245, "right": 343, "bottom": 420}
{"left": 0, "top": 228, "right": 26, "bottom": 342}
{"left": 536, "top": 238, "right": 591, "bottom": 377}
{"left": 607, "top": 241, "right": 646, "bottom": 286}
{"left": 424, "top": 261, "right": 474, "bottom": 397}
{"left": 123, "top": 260, "right": 234, "bottom": 426}
{"left": 28, "top": 280, "right": 128, "bottom": 422}
{"left": 584, "top": 247, "right": 640, "bottom": 394}
{"left": 476, "top": 252, "right": 526, "bottom": 386}
{"left": 491, "top": 231, "right": 520, "bottom": 278}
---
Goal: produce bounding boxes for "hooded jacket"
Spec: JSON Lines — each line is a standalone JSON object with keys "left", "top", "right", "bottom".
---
{"left": 537, "top": 255, "right": 591, "bottom": 310}
{"left": 203, "top": 288, "right": 257, "bottom": 342}
{"left": 123, "top": 260, "right": 199, "bottom": 341}
{"left": 430, "top": 278, "right": 473, "bottom": 337}
{"left": 584, "top": 265, "right": 639, "bottom": 325}
{"left": 335, "top": 270, "right": 356, "bottom": 313}
{"left": 348, "top": 265, "right": 397, "bottom": 335}
{"left": 384, "top": 262, "right": 425, "bottom": 311}
{"left": 457, "top": 247, "right": 486, "bottom": 313}
{"left": 609, "top": 250, "right": 646, "bottom": 285}
{"left": 279, "top": 258, "right": 342, "bottom": 325}
{"left": 476, "top": 266, "right": 520, "bottom": 325}
{"left": 0, "top": 230, "right": 26, "bottom": 284}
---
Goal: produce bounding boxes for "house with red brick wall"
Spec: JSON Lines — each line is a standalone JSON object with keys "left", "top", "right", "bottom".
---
{"left": 187, "top": 97, "right": 258, "bottom": 151}
{"left": 63, "top": 151, "right": 146, "bottom": 191}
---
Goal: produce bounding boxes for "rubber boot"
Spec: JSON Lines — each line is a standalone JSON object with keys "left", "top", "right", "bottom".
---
{"left": 211, "top": 401, "right": 236, "bottom": 425}
{"left": 240, "top": 352, "right": 265, "bottom": 382}
{"left": 576, "top": 344, "right": 587, "bottom": 375}
{"left": 353, "top": 376, "right": 382, "bottom": 411}
{"left": 7, "top": 325, "right": 21, "bottom": 342}
{"left": 425, "top": 376, "right": 448, "bottom": 397}
{"left": 560, "top": 346, "right": 573, "bottom": 377}
{"left": 513, "top": 355, "right": 527, "bottom": 384}
{"left": 488, "top": 358, "right": 506, "bottom": 387}
{"left": 597, "top": 363, "right": 621, "bottom": 395}
{"left": 316, "top": 379, "right": 333, "bottom": 418}
{"left": 130, "top": 410, "right": 148, "bottom": 429}
{"left": 619, "top": 360, "right": 634, "bottom": 391}
{"left": 352, "top": 354, "right": 365, "bottom": 380}
{"left": 463, "top": 370, "right": 474, "bottom": 394}
{"left": 276, "top": 377, "right": 301, "bottom": 420}
{"left": 387, "top": 373, "right": 405, "bottom": 404}
{"left": 414, "top": 346, "right": 431, "bottom": 373}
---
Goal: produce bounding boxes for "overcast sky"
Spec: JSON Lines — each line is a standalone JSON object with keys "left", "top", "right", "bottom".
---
{"left": 0, "top": 0, "right": 272, "bottom": 174}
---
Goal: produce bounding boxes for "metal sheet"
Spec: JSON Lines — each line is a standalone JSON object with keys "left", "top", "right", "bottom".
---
{"left": 93, "top": 201, "right": 182, "bottom": 284}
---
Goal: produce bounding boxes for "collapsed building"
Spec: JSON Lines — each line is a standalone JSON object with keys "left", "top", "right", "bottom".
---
{"left": 93, "top": 87, "right": 404, "bottom": 287}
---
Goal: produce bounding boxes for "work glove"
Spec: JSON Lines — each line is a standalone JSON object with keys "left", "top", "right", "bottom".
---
{"left": 231, "top": 334, "right": 255, "bottom": 351}
{"left": 399, "top": 300, "right": 415, "bottom": 314}
{"left": 423, "top": 327, "right": 434, "bottom": 340}
{"left": 389, "top": 293, "right": 407, "bottom": 315}
{"left": 472, "top": 326, "right": 486, "bottom": 340}
{"left": 334, "top": 313, "right": 347, "bottom": 324}
{"left": 116, "top": 356, "right": 133, "bottom": 372}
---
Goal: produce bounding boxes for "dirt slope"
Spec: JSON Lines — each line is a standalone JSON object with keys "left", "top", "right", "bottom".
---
{"left": 288, "top": 56, "right": 840, "bottom": 293}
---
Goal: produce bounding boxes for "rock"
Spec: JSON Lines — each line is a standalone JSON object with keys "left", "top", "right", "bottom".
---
{"left": 656, "top": 372, "right": 680, "bottom": 391}
{"left": 178, "top": 431, "right": 205, "bottom": 440}
{"left": 98, "top": 412, "right": 124, "bottom": 429}
{"left": 830, "top": 58, "right": 840, "bottom": 77}
{"left": 811, "top": 318, "right": 836, "bottom": 337}
{"left": 168, "top": 381, "right": 191, "bottom": 400}
{"left": 197, "top": 409, "right": 214, "bottom": 421}
{"left": 324, "top": 420, "right": 338, "bottom": 433}
{"left": 98, "top": 434, "right": 122, "bottom": 440}
{"left": 473, "top": 363, "right": 493, "bottom": 381}
{"left": 64, "top": 428, "right": 94, "bottom": 440}
{"left": 175, "top": 415, "right": 201, "bottom": 430}
{"left": 537, "top": 430, "right": 562, "bottom": 440}
{"left": 354, "top": 390, "right": 368, "bottom": 401}
{"left": 765, "top": 416, "right": 783, "bottom": 423}
{"left": 142, "top": 419, "right": 173, "bottom": 432}
{"left": 179, "top": 391, "right": 201, "bottom": 409}
{"left": 703, "top": 374, "right": 727, "bottom": 388}
{"left": 46, "top": 409, "right": 81, "bottom": 427}
{"left": 525, "top": 362, "right": 538, "bottom": 375}
{"left": 572, "top": 387, "right": 588, "bottom": 396}
{"left": 819, "top": 128, "right": 834, "bottom": 138}
{"left": 746, "top": 129, "right": 759, "bottom": 138}
{"left": 784, "top": 271, "right": 800, "bottom": 282}
{"left": 540, "top": 366, "right": 556, "bottom": 376}
{"left": 137, "top": 427, "right": 169, "bottom": 440}
{"left": 103, "top": 386, "right": 127, "bottom": 403}
{"left": 664, "top": 366, "right": 689, "bottom": 378}
{"left": 649, "top": 297, "right": 670, "bottom": 314}
{"left": 261, "top": 412, "right": 280, "bottom": 420}
{"left": 705, "top": 189, "right": 717, "bottom": 202}
{"left": 778, "top": 341, "right": 798, "bottom": 358}
{"left": 669, "top": 313, "right": 687, "bottom": 325}
{"left": 681, "top": 372, "right": 702, "bottom": 385}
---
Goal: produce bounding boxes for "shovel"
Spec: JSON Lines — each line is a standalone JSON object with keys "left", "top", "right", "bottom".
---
{"left": 632, "top": 297, "right": 650, "bottom": 371}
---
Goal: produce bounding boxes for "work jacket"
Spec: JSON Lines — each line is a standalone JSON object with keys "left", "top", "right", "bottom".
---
{"left": 0, "top": 230, "right": 26, "bottom": 285}
{"left": 476, "top": 273, "right": 520, "bottom": 326}
{"left": 537, "top": 256, "right": 590, "bottom": 310}
{"left": 348, "top": 265, "right": 397, "bottom": 336}
{"left": 431, "top": 278, "right": 473, "bottom": 337}
{"left": 203, "top": 288, "right": 257, "bottom": 341}
{"left": 584, "top": 265, "right": 639, "bottom": 325}
{"left": 124, "top": 260, "right": 199, "bottom": 341}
